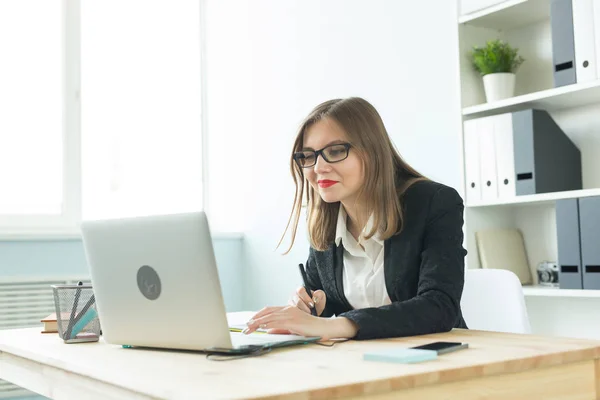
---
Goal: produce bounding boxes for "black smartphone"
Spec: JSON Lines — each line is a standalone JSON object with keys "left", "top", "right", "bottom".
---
{"left": 410, "top": 341, "right": 468, "bottom": 355}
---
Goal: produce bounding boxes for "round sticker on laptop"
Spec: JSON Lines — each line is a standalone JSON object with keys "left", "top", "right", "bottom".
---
{"left": 137, "top": 265, "right": 161, "bottom": 300}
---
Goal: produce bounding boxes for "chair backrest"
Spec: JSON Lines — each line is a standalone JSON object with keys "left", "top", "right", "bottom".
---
{"left": 461, "top": 269, "right": 531, "bottom": 334}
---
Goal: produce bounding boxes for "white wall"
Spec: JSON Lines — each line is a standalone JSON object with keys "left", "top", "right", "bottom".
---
{"left": 204, "top": 0, "right": 464, "bottom": 310}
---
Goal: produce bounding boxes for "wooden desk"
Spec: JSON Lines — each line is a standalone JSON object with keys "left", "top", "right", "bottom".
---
{"left": 1, "top": 327, "right": 599, "bottom": 400}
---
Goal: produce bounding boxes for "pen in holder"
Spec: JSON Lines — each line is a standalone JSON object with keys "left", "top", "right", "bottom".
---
{"left": 52, "top": 283, "right": 101, "bottom": 343}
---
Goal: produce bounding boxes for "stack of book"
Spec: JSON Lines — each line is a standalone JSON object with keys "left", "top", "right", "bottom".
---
{"left": 40, "top": 313, "right": 58, "bottom": 334}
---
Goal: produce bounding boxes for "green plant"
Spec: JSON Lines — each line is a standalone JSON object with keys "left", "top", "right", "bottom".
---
{"left": 469, "top": 39, "right": 525, "bottom": 76}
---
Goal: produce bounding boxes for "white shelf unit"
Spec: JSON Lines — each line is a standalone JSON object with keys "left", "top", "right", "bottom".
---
{"left": 457, "top": 0, "right": 600, "bottom": 339}
{"left": 459, "top": 0, "right": 550, "bottom": 30}
{"left": 467, "top": 187, "right": 600, "bottom": 208}
{"left": 463, "top": 79, "right": 600, "bottom": 119}
{"left": 523, "top": 285, "right": 600, "bottom": 298}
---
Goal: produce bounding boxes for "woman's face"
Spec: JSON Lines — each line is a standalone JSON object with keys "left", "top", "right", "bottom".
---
{"left": 301, "top": 118, "right": 364, "bottom": 205}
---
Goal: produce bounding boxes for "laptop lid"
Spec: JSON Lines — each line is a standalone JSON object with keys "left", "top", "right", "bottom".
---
{"left": 80, "top": 211, "right": 235, "bottom": 351}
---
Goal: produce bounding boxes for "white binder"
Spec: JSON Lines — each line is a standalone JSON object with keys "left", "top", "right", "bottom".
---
{"left": 493, "top": 113, "right": 516, "bottom": 199}
{"left": 594, "top": 0, "right": 600, "bottom": 78}
{"left": 478, "top": 116, "right": 498, "bottom": 201}
{"left": 573, "top": 0, "right": 598, "bottom": 83}
{"left": 463, "top": 119, "right": 482, "bottom": 204}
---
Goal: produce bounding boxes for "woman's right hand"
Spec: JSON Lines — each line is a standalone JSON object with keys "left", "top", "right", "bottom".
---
{"left": 290, "top": 286, "right": 327, "bottom": 316}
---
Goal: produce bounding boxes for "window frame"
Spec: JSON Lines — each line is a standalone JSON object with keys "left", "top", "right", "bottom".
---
{"left": 0, "top": 0, "right": 81, "bottom": 239}
{"left": 0, "top": 0, "right": 218, "bottom": 240}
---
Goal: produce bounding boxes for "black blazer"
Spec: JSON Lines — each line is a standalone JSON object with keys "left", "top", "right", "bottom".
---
{"left": 305, "top": 180, "right": 468, "bottom": 340}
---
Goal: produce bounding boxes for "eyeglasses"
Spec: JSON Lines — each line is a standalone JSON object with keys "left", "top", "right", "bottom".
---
{"left": 293, "top": 143, "right": 352, "bottom": 168}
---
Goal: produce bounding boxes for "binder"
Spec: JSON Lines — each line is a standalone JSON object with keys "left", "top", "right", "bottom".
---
{"left": 578, "top": 196, "right": 600, "bottom": 290}
{"left": 512, "top": 109, "right": 582, "bottom": 196}
{"left": 555, "top": 199, "right": 583, "bottom": 289}
{"left": 595, "top": 0, "right": 600, "bottom": 78}
{"left": 466, "top": 109, "right": 581, "bottom": 202}
{"left": 572, "top": 0, "right": 597, "bottom": 83}
{"left": 463, "top": 119, "right": 482, "bottom": 204}
{"left": 478, "top": 116, "right": 498, "bottom": 201}
{"left": 551, "top": 0, "right": 577, "bottom": 87}
{"left": 492, "top": 113, "right": 516, "bottom": 199}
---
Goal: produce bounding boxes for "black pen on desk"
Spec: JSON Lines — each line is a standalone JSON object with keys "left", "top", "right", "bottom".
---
{"left": 298, "top": 263, "right": 317, "bottom": 316}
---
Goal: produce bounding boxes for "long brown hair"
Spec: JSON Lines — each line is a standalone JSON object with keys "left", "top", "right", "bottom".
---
{"left": 278, "top": 97, "right": 427, "bottom": 253}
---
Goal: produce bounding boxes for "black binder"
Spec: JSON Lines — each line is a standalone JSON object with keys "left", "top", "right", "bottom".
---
{"left": 550, "top": 0, "right": 577, "bottom": 87}
{"left": 578, "top": 196, "right": 600, "bottom": 290}
{"left": 512, "top": 109, "right": 582, "bottom": 196}
{"left": 556, "top": 198, "right": 583, "bottom": 289}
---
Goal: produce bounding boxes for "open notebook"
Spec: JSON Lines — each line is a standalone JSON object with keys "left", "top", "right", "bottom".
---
{"left": 227, "top": 311, "right": 264, "bottom": 332}
{"left": 217, "top": 311, "right": 320, "bottom": 354}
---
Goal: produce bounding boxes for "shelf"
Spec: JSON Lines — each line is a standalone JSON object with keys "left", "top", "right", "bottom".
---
{"left": 459, "top": 0, "right": 550, "bottom": 31}
{"left": 523, "top": 285, "right": 600, "bottom": 298}
{"left": 462, "top": 80, "right": 600, "bottom": 120}
{"left": 467, "top": 188, "right": 600, "bottom": 208}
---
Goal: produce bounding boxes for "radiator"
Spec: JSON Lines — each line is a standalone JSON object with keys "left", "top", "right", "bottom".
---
{"left": 0, "top": 275, "right": 91, "bottom": 399}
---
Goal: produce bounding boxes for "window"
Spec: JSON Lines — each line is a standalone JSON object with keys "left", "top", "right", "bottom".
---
{"left": 0, "top": 1, "right": 204, "bottom": 236}
{"left": 0, "top": 1, "right": 79, "bottom": 234}
{"left": 81, "top": 1, "right": 203, "bottom": 221}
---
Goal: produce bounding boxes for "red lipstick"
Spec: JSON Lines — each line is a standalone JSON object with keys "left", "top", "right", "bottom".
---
{"left": 318, "top": 180, "right": 338, "bottom": 188}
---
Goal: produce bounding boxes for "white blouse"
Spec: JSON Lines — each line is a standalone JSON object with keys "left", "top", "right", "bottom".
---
{"left": 335, "top": 205, "right": 391, "bottom": 310}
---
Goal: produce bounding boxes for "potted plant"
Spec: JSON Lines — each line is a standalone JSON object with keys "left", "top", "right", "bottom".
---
{"left": 470, "top": 39, "right": 525, "bottom": 102}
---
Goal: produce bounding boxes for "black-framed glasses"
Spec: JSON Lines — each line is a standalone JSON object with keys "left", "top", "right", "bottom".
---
{"left": 293, "top": 143, "right": 352, "bottom": 168}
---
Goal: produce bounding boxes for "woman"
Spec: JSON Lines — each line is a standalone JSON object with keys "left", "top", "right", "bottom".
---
{"left": 244, "top": 97, "right": 468, "bottom": 340}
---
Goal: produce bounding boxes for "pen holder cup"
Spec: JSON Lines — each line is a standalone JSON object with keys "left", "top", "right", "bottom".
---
{"left": 51, "top": 284, "right": 101, "bottom": 344}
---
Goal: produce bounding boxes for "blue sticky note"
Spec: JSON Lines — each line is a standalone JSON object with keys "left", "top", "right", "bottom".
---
{"left": 363, "top": 348, "right": 438, "bottom": 364}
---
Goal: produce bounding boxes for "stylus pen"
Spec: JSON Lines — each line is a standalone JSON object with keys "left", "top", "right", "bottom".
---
{"left": 65, "top": 281, "right": 83, "bottom": 339}
{"left": 298, "top": 263, "right": 317, "bottom": 316}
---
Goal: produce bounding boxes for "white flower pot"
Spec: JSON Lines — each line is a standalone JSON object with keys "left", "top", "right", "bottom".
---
{"left": 482, "top": 72, "right": 516, "bottom": 102}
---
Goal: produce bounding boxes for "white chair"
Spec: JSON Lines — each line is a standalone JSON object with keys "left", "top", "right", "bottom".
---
{"left": 461, "top": 269, "right": 532, "bottom": 334}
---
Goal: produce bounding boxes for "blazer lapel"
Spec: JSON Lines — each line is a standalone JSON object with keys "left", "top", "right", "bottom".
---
{"left": 333, "top": 243, "right": 353, "bottom": 310}
{"left": 383, "top": 238, "right": 396, "bottom": 301}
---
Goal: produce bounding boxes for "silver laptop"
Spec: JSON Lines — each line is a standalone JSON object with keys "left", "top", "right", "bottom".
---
{"left": 80, "top": 211, "right": 320, "bottom": 354}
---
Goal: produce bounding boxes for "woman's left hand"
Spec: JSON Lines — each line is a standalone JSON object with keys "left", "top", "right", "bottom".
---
{"left": 244, "top": 306, "right": 333, "bottom": 339}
